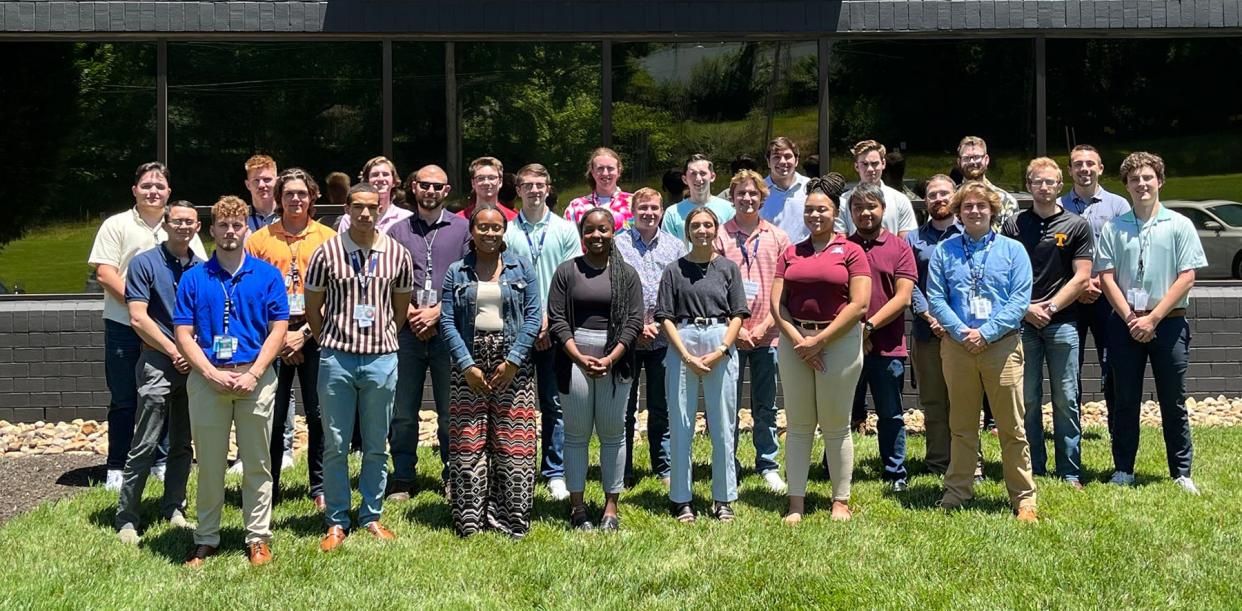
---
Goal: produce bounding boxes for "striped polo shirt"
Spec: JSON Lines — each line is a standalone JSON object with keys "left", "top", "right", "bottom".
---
{"left": 304, "top": 231, "right": 414, "bottom": 354}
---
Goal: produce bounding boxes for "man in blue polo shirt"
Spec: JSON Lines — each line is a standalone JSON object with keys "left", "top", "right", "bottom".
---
{"left": 114, "top": 201, "right": 204, "bottom": 545}
{"left": 175, "top": 196, "right": 289, "bottom": 568}
{"left": 1096, "top": 152, "right": 1207, "bottom": 494}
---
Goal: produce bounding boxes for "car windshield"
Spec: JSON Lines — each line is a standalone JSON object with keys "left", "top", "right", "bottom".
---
{"left": 1208, "top": 203, "right": 1242, "bottom": 228}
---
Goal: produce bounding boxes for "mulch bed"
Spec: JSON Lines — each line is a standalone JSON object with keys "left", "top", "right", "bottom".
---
{"left": 0, "top": 454, "right": 102, "bottom": 526}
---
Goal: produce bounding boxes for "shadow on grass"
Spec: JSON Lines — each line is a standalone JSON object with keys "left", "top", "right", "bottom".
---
{"left": 56, "top": 464, "right": 106, "bottom": 488}
{"left": 142, "top": 525, "right": 245, "bottom": 565}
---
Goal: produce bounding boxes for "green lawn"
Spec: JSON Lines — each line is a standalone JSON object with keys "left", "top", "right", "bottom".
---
{"left": 0, "top": 221, "right": 99, "bottom": 294}
{"left": 1, "top": 427, "right": 1239, "bottom": 607}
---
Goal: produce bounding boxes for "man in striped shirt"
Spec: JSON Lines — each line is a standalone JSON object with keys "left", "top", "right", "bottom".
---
{"left": 305, "top": 183, "right": 415, "bottom": 551}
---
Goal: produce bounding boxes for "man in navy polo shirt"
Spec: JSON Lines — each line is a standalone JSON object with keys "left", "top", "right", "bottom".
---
{"left": 114, "top": 201, "right": 204, "bottom": 545}
{"left": 175, "top": 196, "right": 288, "bottom": 568}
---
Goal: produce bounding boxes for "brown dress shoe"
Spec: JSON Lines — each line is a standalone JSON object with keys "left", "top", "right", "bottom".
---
{"left": 1016, "top": 507, "right": 1038, "bottom": 523}
{"left": 183, "top": 544, "right": 218, "bottom": 568}
{"left": 248, "top": 541, "right": 273, "bottom": 566}
{"left": 320, "top": 526, "right": 347, "bottom": 552}
{"left": 364, "top": 522, "right": 395, "bottom": 541}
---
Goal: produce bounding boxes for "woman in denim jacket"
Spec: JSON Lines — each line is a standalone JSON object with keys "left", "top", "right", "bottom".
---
{"left": 440, "top": 207, "right": 542, "bottom": 538}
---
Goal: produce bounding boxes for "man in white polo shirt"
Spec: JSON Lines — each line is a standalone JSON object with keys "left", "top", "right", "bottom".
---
{"left": 837, "top": 140, "right": 918, "bottom": 238}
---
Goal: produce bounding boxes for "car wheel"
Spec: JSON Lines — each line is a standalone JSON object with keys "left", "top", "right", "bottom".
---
{"left": 1234, "top": 251, "right": 1242, "bottom": 279}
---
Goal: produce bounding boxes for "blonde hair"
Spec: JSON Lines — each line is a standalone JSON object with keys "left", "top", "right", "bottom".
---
{"left": 957, "top": 136, "right": 988, "bottom": 155}
{"left": 359, "top": 156, "right": 398, "bottom": 184}
{"left": 211, "top": 195, "right": 249, "bottom": 223}
{"left": 584, "top": 147, "right": 623, "bottom": 189}
{"left": 1025, "top": 157, "right": 1063, "bottom": 183}
{"left": 468, "top": 156, "right": 504, "bottom": 178}
{"left": 631, "top": 187, "right": 662, "bottom": 208}
{"left": 728, "top": 169, "right": 769, "bottom": 201}
{"left": 516, "top": 163, "right": 551, "bottom": 184}
{"left": 851, "top": 139, "right": 886, "bottom": 160}
{"left": 950, "top": 181, "right": 1002, "bottom": 217}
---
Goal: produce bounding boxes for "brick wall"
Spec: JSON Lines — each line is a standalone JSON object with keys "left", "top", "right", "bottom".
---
{"left": 2, "top": 288, "right": 1241, "bottom": 423}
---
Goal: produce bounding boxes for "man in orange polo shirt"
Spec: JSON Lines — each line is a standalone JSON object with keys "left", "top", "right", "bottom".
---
{"left": 246, "top": 168, "right": 337, "bottom": 509}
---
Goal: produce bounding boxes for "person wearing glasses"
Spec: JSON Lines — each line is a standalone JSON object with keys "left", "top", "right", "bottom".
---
{"left": 956, "top": 136, "right": 1020, "bottom": 227}
{"left": 928, "top": 181, "right": 1037, "bottom": 522}
{"left": 772, "top": 178, "right": 870, "bottom": 524}
{"left": 457, "top": 156, "right": 519, "bottom": 221}
{"left": 656, "top": 207, "right": 749, "bottom": 524}
{"left": 245, "top": 168, "right": 338, "bottom": 509}
{"left": 386, "top": 165, "right": 472, "bottom": 502}
{"left": 563, "top": 147, "right": 634, "bottom": 230}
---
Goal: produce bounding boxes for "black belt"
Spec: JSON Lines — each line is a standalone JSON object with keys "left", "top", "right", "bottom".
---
{"left": 795, "top": 320, "right": 831, "bottom": 330}
{"left": 676, "top": 316, "right": 729, "bottom": 326}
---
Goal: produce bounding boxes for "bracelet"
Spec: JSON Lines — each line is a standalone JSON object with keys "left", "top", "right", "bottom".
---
{"left": 245, "top": 370, "right": 261, "bottom": 381}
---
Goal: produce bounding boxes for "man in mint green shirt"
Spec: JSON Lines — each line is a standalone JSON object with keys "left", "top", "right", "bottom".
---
{"left": 502, "top": 163, "right": 581, "bottom": 501}
{"left": 661, "top": 154, "right": 735, "bottom": 241}
{"left": 1095, "top": 152, "right": 1206, "bottom": 494}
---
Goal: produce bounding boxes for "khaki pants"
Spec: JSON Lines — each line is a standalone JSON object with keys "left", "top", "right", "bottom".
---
{"left": 187, "top": 368, "right": 277, "bottom": 547}
{"left": 940, "top": 334, "right": 1036, "bottom": 511}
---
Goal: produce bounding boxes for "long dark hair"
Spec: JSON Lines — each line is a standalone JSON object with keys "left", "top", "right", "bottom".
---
{"left": 578, "top": 207, "right": 632, "bottom": 360}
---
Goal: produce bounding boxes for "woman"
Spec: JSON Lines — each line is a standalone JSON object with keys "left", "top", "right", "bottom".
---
{"left": 655, "top": 207, "right": 749, "bottom": 523}
{"left": 547, "top": 208, "right": 644, "bottom": 531}
{"left": 439, "top": 207, "right": 542, "bottom": 538}
{"left": 771, "top": 178, "right": 871, "bottom": 525}
{"left": 563, "top": 147, "right": 633, "bottom": 230}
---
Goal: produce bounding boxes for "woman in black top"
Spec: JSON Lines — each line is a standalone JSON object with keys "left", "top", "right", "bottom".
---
{"left": 547, "top": 208, "right": 644, "bottom": 531}
{"left": 655, "top": 207, "right": 749, "bottom": 523}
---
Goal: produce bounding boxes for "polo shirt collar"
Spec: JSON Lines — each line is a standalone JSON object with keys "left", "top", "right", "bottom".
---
{"left": 962, "top": 229, "right": 996, "bottom": 247}
{"left": 271, "top": 218, "right": 318, "bottom": 240}
{"left": 765, "top": 172, "right": 807, "bottom": 194}
{"left": 631, "top": 228, "right": 662, "bottom": 248}
{"left": 341, "top": 230, "right": 390, "bottom": 254}
{"left": 1070, "top": 186, "right": 1103, "bottom": 205}
{"left": 920, "top": 220, "right": 961, "bottom": 240}
{"left": 205, "top": 252, "right": 254, "bottom": 279}
{"left": 130, "top": 206, "right": 163, "bottom": 231}
{"left": 412, "top": 208, "right": 449, "bottom": 229}
{"left": 848, "top": 228, "right": 890, "bottom": 247}
{"left": 517, "top": 208, "right": 552, "bottom": 229}
{"left": 724, "top": 218, "right": 769, "bottom": 237}
{"left": 160, "top": 242, "right": 202, "bottom": 268}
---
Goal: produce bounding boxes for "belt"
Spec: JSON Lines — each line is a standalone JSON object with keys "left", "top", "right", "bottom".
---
{"left": 795, "top": 319, "right": 831, "bottom": 330}
{"left": 1134, "top": 308, "right": 1185, "bottom": 318}
{"left": 676, "top": 316, "right": 728, "bottom": 327}
{"left": 215, "top": 362, "right": 256, "bottom": 371}
{"left": 288, "top": 315, "right": 307, "bottom": 326}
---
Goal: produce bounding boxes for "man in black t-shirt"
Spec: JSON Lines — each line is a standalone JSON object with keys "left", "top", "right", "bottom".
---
{"left": 1001, "top": 157, "right": 1093, "bottom": 489}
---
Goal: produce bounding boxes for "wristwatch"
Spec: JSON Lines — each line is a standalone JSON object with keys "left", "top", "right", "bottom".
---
{"left": 863, "top": 320, "right": 875, "bottom": 334}
{"left": 1046, "top": 302, "right": 1060, "bottom": 314}
{"left": 716, "top": 344, "right": 729, "bottom": 355}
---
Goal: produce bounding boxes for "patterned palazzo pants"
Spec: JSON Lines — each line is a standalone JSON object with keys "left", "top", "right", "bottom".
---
{"left": 448, "top": 332, "right": 538, "bottom": 538}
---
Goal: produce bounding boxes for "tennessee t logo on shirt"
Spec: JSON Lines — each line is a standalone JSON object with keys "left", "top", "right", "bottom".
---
{"left": 1055, "top": 233, "right": 1068, "bottom": 247}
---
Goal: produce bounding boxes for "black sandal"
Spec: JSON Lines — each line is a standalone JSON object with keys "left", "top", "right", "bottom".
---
{"left": 671, "top": 502, "right": 696, "bottom": 524}
{"left": 714, "top": 502, "right": 735, "bottom": 523}
{"left": 569, "top": 506, "right": 594, "bottom": 531}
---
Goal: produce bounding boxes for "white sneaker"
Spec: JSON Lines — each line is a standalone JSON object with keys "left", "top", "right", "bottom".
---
{"left": 104, "top": 469, "right": 123, "bottom": 492}
{"left": 117, "top": 526, "right": 140, "bottom": 545}
{"left": 1173, "top": 476, "right": 1200, "bottom": 495}
{"left": 547, "top": 477, "right": 570, "bottom": 501}
{"left": 168, "top": 509, "right": 196, "bottom": 530}
{"left": 227, "top": 460, "right": 244, "bottom": 475}
{"left": 762, "top": 471, "right": 788, "bottom": 494}
{"left": 149, "top": 464, "right": 166, "bottom": 482}
{"left": 1108, "top": 471, "right": 1136, "bottom": 487}
{"left": 281, "top": 452, "right": 294, "bottom": 471}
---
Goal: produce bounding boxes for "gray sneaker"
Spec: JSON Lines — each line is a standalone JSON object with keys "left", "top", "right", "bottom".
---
{"left": 168, "top": 509, "right": 196, "bottom": 530}
{"left": 117, "top": 526, "right": 140, "bottom": 545}
{"left": 1173, "top": 476, "right": 1200, "bottom": 495}
{"left": 1108, "top": 471, "right": 1136, "bottom": 487}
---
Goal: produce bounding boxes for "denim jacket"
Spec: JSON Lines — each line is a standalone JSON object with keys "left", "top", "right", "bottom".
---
{"left": 439, "top": 250, "right": 542, "bottom": 371}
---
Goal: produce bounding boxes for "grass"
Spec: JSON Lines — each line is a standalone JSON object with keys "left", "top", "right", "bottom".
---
{"left": 0, "top": 221, "right": 99, "bottom": 294}
{"left": 1, "top": 427, "right": 1239, "bottom": 607}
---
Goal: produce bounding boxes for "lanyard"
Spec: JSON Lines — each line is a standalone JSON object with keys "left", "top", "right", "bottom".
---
{"left": 217, "top": 274, "right": 240, "bottom": 336}
{"left": 518, "top": 213, "right": 548, "bottom": 264}
{"left": 736, "top": 231, "right": 761, "bottom": 270}
{"left": 285, "top": 238, "right": 302, "bottom": 290}
{"left": 1135, "top": 216, "right": 1157, "bottom": 283}
{"left": 351, "top": 249, "right": 380, "bottom": 299}
{"left": 962, "top": 232, "right": 996, "bottom": 294}
{"left": 416, "top": 210, "right": 445, "bottom": 290}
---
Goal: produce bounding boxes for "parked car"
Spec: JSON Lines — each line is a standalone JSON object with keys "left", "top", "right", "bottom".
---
{"left": 1165, "top": 200, "right": 1242, "bottom": 279}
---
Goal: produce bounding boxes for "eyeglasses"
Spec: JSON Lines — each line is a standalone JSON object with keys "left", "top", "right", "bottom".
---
{"left": 1028, "top": 178, "right": 1061, "bottom": 187}
{"left": 417, "top": 181, "right": 448, "bottom": 191}
{"left": 473, "top": 175, "right": 500, "bottom": 184}
{"left": 959, "top": 155, "right": 985, "bottom": 163}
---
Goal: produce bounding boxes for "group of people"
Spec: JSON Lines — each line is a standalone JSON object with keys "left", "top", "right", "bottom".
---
{"left": 87, "top": 134, "right": 1206, "bottom": 567}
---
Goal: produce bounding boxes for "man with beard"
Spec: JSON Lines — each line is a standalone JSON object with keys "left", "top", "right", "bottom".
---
{"left": 386, "top": 166, "right": 472, "bottom": 501}
{"left": 956, "top": 136, "right": 1020, "bottom": 227}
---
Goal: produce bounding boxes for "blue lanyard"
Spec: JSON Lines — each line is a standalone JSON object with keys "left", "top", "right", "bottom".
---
{"left": 519, "top": 214, "right": 548, "bottom": 263}
{"left": 351, "top": 249, "right": 380, "bottom": 297}
{"left": 217, "top": 274, "right": 240, "bottom": 336}
{"left": 962, "top": 232, "right": 995, "bottom": 293}
{"left": 736, "top": 232, "right": 761, "bottom": 270}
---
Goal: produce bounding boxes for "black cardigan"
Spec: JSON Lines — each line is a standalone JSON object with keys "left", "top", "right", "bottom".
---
{"left": 546, "top": 257, "right": 645, "bottom": 394}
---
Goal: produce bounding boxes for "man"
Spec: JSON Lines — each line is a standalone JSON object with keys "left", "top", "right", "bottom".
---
{"left": 1096, "top": 152, "right": 1207, "bottom": 494}
{"left": 386, "top": 165, "right": 471, "bottom": 501}
{"left": 245, "top": 168, "right": 337, "bottom": 508}
{"left": 306, "top": 183, "right": 415, "bottom": 550}
{"left": 174, "top": 196, "right": 288, "bottom": 567}
{"left": 837, "top": 140, "right": 918, "bottom": 238}
{"left": 956, "top": 136, "right": 1020, "bottom": 227}
{"left": 846, "top": 183, "right": 918, "bottom": 492}
{"left": 715, "top": 170, "right": 791, "bottom": 493}
{"left": 661, "top": 154, "right": 735, "bottom": 242}
{"left": 928, "top": 181, "right": 1038, "bottom": 522}
{"left": 338, "top": 156, "right": 414, "bottom": 234}
{"left": 457, "top": 156, "right": 519, "bottom": 221}
{"left": 906, "top": 175, "right": 961, "bottom": 475}
{"left": 504, "top": 163, "right": 582, "bottom": 500}
{"left": 1002, "top": 157, "right": 1093, "bottom": 489}
{"left": 1058, "top": 145, "right": 1130, "bottom": 428}
{"left": 244, "top": 155, "right": 281, "bottom": 234}
{"left": 615, "top": 188, "right": 686, "bottom": 488}
{"left": 88, "top": 161, "right": 207, "bottom": 490}
{"left": 114, "top": 201, "right": 203, "bottom": 545}
{"left": 760, "top": 137, "right": 812, "bottom": 243}
{"left": 325, "top": 172, "right": 351, "bottom": 206}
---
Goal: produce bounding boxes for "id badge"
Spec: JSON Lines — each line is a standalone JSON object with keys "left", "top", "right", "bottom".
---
{"left": 353, "top": 304, "right": 376, "bottom": 328}
{"left": 743, "top": 280, "right": 760, "bottom": 302}
{"left": 1127, "top": 288, "right": 1150, "bottom": 311}
{"left": 284, "top": 274, "right": 293, "bottom": 290}
{"left": 416, "top": 289, "right": 438, "bottom": 309}
{"left": 212, "top": 335, "right": 238, "bottom": 360}
{"left": 287, "top": 292, "right": 305, "bottom": 315}
{"left": 969, "top": 296, "right": 993, "bottom": 319}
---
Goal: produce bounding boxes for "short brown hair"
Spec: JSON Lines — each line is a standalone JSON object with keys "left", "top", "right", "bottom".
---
{"left": 360, "top": 156, "right": 398, "bottom": 184}
{"left": 469, "top": 156, "right": 504, "bottom": 178}
{"left": 326, "top": 171, "right": 350, "bottom": 188}
{"left": 957, "top": 136, "right": 988, "bottom": 155}
{"left": 1069, "top": 144, "right": 1099, "bottom": 156}
{"left": 950, "top": 181, "right": 1002, "bottom": 217}
{"left": 211, "top": 195, "right": 249, "bottom": 223}
{"left": 766, "top": 137, "right": 800, "bottom": 160}
{"left": 631, "top": 187, "right": 662, "bottom": 208}
{"left": 851, "top": 139, "right": 886, "bottom": 160}
{"left": 244, "top": 155, "right": 276, "bottom": 175}
{"left": 1025, "top": 157, "right": 1063, "bottom": 183}
{"left": 275, "top": 168, "right": 321, "bottom": 215}
{"left": 584, "top": 147, "right": 623, "bottom": 189}
{"left": 1119, "top": 151, "right": 1165, "bottom": 184}
{"left": 516, "top": 163, "right": 551, "bottom": 184}
{"left": 729, "top": 169, "right": 769, "bottom": 201}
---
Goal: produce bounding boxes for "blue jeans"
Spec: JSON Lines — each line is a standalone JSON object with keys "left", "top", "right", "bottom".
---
{"left": 666, "top": 323, "right": 738, "bottom": 504}
{"left": 318, "top": 349, "right": 398, "bottom": 530}
{"left": 1022, "top": 321, "right": 1082, "bottom": 481}
{"left": 533, "top": 346, "right": 565, "bottom": 480}
{"left": 851, "top": 355, "right": 908, "bottom": 482}
{"left": 734, "top": 347, "right": 780, "bottom": 475}
{"left": 625, "top": 347, "right": 672, "bottom": 481}
{"left": 1077, "top": 297, "right": 1116, "bottom": 432}
{"left": 104, "top": 320, "right": 148, "bottom": 470}
{"left": 390, "top": 330, "right": 452, "bottom": 482}
{"left": 1107, "top": 314, "right": 1193, "bottom": 478}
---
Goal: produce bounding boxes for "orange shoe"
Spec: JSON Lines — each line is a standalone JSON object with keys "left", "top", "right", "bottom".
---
{"left": 247, "top": 541, "right": 273, "bottom": 566}
{"left": 1016, "top": 507, "right": 1038, "bottom": 523}
{"left": 365, "top": 522, "right": 395, "bottom": 541}
{"left": 320, "top": 525, "right": 347, "bottom": 552}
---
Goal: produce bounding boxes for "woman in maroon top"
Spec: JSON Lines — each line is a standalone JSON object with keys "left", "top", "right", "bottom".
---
{"left": 770, "top": 178, "right": 871, "bottom": 524}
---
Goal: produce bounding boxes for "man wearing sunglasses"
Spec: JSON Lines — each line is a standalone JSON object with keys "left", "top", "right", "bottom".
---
{"left": 386, "top": 166, "right": 472, "bottom": 501}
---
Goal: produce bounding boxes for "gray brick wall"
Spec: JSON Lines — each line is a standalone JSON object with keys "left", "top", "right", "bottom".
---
{"left": 2, "top": 288, "right": 1242, "bottom": 423}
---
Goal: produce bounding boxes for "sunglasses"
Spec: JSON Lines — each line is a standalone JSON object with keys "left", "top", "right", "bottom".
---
{"left": 417, "top": 181, "right": 448, "bottom": 191}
